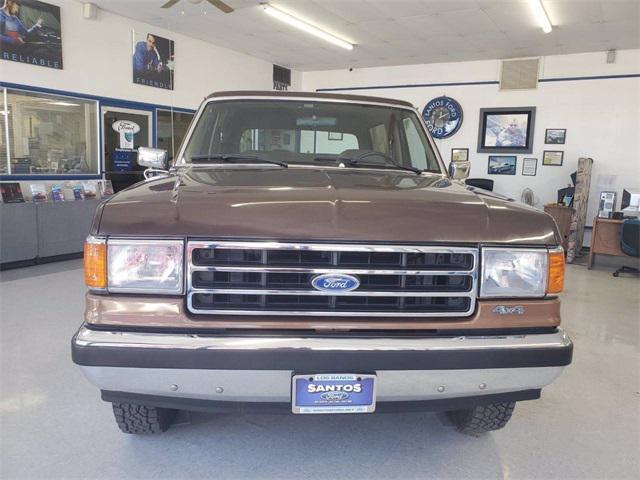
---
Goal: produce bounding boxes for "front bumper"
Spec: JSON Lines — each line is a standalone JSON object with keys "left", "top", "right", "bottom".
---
{"left": 72, "top": 325, "right": 572, "bottom": 409}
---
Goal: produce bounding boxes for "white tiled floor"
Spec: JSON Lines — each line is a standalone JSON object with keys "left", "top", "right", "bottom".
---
{"left": 1, "top": 260, "right": 638, "bottom": 479}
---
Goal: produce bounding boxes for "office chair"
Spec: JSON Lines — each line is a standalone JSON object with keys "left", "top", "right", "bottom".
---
{"left": 465, "top": 178, "right": 494, "bottom": 192}
{"left": 613, "top": 218, "right": 640, "bottom": 277}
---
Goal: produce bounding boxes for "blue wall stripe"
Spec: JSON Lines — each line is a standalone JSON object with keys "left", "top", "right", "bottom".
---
{"left": 538, "top": 73, "right": 640, "bottom": 82}
{"left": 0, "top": 81, "right": 197, "bottom": 113}
{"left": 315, "top": 73, "right": 640, "bottom": 93}
{"left": 317, "top": 80, "right": 499, "bottom": 92}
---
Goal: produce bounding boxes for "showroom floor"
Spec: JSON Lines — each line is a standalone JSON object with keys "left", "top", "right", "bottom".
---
{"left": 1, "top": 259, "right": 638, "bottom": 480}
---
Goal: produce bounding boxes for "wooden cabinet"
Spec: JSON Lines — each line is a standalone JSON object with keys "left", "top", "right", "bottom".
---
{"left": 544, "top": 204, "right": 574, "bottom": 252}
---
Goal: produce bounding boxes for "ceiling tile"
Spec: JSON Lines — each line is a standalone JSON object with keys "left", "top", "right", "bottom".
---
{"left": 89, "top": 0, "right": 640, "bottom": 71}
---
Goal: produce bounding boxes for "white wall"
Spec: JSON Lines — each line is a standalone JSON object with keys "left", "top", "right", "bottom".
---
{"left": 1, "top": 0, "right": 301, "bottom": 109}
{"left": 301, "top": 50, "right": 640, "bottom": 224}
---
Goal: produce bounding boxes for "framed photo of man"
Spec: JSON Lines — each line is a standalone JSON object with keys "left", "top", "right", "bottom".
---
{"left": 0, "top": 0, "right": 63, "bottom": 69}
{"left": 132, "top": 30, "right": 174, "bottom": 90}
{"left": 477, "top": 107, "right": 536, "bottom": 154}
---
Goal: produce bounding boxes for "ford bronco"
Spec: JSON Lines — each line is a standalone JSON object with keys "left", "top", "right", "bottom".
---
{"left": 72, "top": 91, "right": 572, "bottom": 435}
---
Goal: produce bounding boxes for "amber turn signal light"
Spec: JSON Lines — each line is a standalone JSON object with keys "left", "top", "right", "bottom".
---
{"left": 84, "top": 238, "right": 106, "bottom": 289}
{"left": 547, "top": 248, "right": 565, "bottom": 294}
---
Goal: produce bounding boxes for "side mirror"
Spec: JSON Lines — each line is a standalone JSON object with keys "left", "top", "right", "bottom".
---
{"left": 137, "top": 147, "right": 168, "bottom": 170}
{"left": 448, "top": 161, "right": 470, "bottom": 180}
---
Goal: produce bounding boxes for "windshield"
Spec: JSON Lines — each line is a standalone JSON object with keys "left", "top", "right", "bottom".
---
{"left": 181, "top": 100, "right": 443, "bottom": 173}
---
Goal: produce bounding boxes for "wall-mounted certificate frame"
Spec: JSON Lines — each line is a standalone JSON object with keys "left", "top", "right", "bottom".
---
{"left": 451, "top": 148, "right": 469, "bottom": 162}
{"left": 522, "top": 157, "right": 537, "bottom": 176}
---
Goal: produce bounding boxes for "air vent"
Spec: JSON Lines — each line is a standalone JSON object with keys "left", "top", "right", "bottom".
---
{"left": 500, "top": 58, "right": 539, "bottom": 90}
{"left": 273, "top": 65, "right": 291, "bottom": 91}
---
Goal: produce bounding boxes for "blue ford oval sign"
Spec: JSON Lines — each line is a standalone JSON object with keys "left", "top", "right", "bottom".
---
{"left": 311, "top": 273, "right": 360, "bottom": 292}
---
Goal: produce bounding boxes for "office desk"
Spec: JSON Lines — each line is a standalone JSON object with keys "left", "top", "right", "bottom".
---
{"left": 588, "top": 217, "right": 625, "bottom": 269}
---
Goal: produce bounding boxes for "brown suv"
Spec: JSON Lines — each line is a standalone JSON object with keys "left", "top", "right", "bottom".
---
{"left": 72, "top": 91, "right": 572, "bottom": 435}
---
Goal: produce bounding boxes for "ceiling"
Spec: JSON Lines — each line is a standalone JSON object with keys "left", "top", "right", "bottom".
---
{"left": 89, "top": 0, "right": 640, "bottom": 71}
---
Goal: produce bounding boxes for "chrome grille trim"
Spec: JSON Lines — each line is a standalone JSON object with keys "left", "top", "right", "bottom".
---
{"left": 190, "top": 267, "right": 473, "bottom": 275}
{"left": 186, "top": 241, "right": 478, "bottom": 317}
{"left": 189, "top": 288, "right": 468, "bottom": 297}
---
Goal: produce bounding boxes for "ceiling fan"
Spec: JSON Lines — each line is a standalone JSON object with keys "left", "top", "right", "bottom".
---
{"left": 161, "top": 0, "right": 234, "bottom": 14}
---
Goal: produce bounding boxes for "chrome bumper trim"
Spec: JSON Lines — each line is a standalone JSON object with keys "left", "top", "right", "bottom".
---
{"left": 74, "top": 326, "right": 571, "bottom": 353}
{"left": 79, "top": 366, "right": 566, "bottom": 403}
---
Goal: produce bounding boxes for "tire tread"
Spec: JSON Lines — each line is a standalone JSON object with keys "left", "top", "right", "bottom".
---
{"left": 111, "top": 402, "right": 177, "bottom": 434}
{"left": 447, "top": 402, "right": 516, "bottom": 436}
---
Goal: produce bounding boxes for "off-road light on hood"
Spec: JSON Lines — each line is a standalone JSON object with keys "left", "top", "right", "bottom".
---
{"left": 261, "top": 3, "right": 354, "bottom": 50}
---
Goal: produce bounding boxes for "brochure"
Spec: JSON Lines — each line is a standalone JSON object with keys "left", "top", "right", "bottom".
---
{"left": 0, "top": 183, "right": 25, "bottom": 203}
{"left": 30, "top": 184, "right": 48, "bottom": 203}
{"left": 51, "top": 185, "right": 65, "bottom": 202}
{"left": 72, "top": 184, "right": 85, "bottom": 201}
{"left": 83, "top": 182, "right": 98, "bottom": 199}
{"left": 99, "top": 180, "right": 114, "bottom": 196}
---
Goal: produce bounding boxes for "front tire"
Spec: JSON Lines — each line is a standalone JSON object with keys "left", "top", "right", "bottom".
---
{"left": 446, "top": 402, "right": 516, "bottom": 436}
{"left": 111, "top": 402, "right": 177, "bottom": 434}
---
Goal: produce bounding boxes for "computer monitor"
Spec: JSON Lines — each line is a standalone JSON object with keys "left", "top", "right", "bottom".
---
{"left": 621, "top": 189, "right": 640, "bottom": 210}
{"left": 557, "top": 187, "right": 574, "bottom": 206}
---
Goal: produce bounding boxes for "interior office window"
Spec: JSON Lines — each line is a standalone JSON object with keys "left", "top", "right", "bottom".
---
{"left": 239, "top": 128, "right": 298, "bottom": 153}
{"left": 299, "top": 130, "right": 358, "bottom": 154}
{"left": 402, "top": 116, "right": 431, "bottom": 170}
{"left": 1, "top": 89, "right": 98, "bottom": 175}
{"left": 156, "top": 110, "right": 194, "bottom": 161}
{"left": 369, "top": 124, "right": 389, "bottom": 155}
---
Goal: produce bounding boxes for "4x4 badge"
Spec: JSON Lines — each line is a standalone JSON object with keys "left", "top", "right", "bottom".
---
{"left": 492, "top": 305, "right": 525, "bottom": 315}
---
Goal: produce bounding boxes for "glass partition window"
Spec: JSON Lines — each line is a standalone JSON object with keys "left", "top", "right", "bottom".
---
{"left": 157, "top": 110, "right": 194, "bottom": 161}
{"left": 0, "top": 89, "right": 99, "bottom": 175}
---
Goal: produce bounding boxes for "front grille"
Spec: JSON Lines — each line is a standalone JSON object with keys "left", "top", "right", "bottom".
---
{"left": 187, "top": 241, "right": 478, "bottom": 317}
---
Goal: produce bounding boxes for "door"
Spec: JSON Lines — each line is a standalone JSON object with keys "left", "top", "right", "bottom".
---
{"left": 102, "top": 106, "right": 152, "bottom": 192}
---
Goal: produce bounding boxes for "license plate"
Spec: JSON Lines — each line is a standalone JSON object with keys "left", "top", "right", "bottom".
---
{"left": 291, "top": 373, "right": 376, "bottom": 414}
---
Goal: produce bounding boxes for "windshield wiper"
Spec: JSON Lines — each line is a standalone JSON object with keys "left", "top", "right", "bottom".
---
{"left": 189, "top": 154, "right": 288, "bottom": 168}
{"left": 342, "top": 158, "right": 422, "bottom": 175}
{"left": 314, "top": 152, "right": 421, "bottom": 175}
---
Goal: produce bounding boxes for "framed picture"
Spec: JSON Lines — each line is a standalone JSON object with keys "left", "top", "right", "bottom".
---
{"left": 545, "top": 128, "right": 566, "bottom": 144}
{"left": 133, "top": 31, "right": 175, "bottom": 90}
{"left": 477, "top": 107, "right": 536, "bottom": 154}
{"left": 328, "top": 132, "right": 343, "bottom": 141}
{"left": 522, "top": 157, "right": 537, "bottom": 176}
{"left": 543, "top": 150, "right": 564, "bottom": 166}
{"left": 451, "top": 148, "right": 469, "bottom": 162}
{"left": 488, "top": 155, "right": 517, "bottom": 175}
{"left": 0, "top": 0, "right": 63, "bottom": 70}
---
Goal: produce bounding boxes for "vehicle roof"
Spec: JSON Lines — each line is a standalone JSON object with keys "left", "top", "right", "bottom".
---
{"left": 205, "top": 90, "right": 415, "bottom": 108}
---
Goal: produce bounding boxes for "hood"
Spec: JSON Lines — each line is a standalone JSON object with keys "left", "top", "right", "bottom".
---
{"left": 97, "top": 166, "right": 559, "bottom": 245}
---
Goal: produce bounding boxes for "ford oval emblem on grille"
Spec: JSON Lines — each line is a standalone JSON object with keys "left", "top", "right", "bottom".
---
{"left": 311, "top": 273, "right": 360, "bottom": 292}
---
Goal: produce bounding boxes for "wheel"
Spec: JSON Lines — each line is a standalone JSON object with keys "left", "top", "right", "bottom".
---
{"left": 446, "top": 402, "right": 516, "bottom": 436}
{"left": 613, "top": 271, "right": 619, "bottom": 277}
{"left": 111, "top": 402, "right": 177, "bottom": 434}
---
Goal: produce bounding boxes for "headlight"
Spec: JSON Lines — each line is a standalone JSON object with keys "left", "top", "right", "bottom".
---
{"left": 480, "top": 248, "right": 548, "bottom": 298}
{"left": 107, "top": 239, "right": 184, "bottom": 294}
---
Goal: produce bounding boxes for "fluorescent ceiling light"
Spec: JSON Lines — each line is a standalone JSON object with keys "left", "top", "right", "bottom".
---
{"left": 528, "top": 0, "right": 552, "bottom": 33}
{"left": 47, "top": 101, "right": 80, "bottom": 107}
{"left": 262, "top": 4, "right": 354, "bottom": 50}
